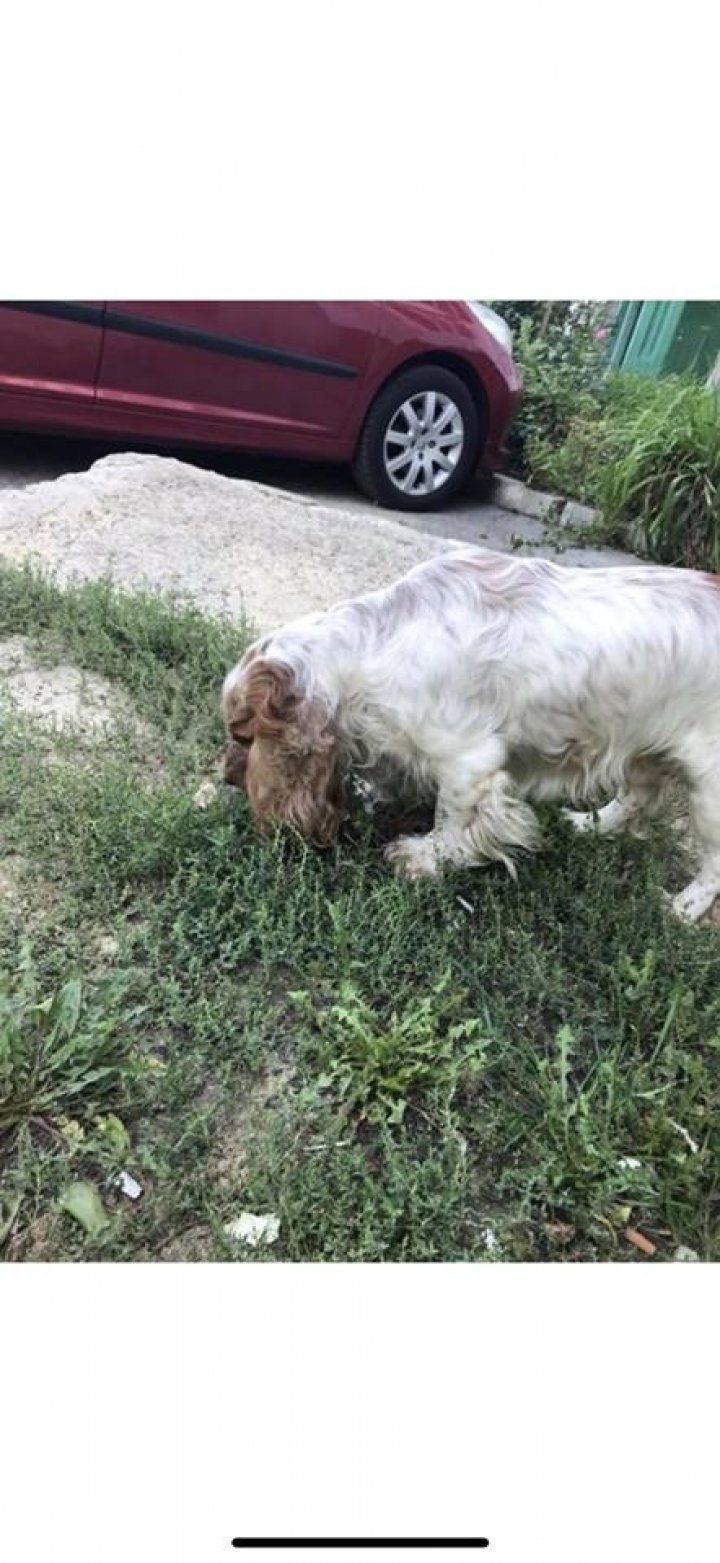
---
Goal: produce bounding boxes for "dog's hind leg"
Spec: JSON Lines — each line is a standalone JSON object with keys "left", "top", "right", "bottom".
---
{"left": 671, "top": 746, "right": 720, "bottom": 922}
{"left": 563, "top": 758, "right": 666, "bottom": 840}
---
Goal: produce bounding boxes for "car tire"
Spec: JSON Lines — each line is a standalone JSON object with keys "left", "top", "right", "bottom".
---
{"left": 352, "top": 364, "right": 482, "bottom": 511}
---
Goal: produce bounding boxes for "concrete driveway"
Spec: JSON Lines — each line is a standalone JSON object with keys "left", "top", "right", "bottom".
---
{"left": 0, "top": 432, "right": 635, "bottom": 569}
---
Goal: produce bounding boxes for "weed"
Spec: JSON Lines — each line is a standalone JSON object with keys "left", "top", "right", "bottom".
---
{"left": 290, "top": 976, "right": 489, "bottom": 1125}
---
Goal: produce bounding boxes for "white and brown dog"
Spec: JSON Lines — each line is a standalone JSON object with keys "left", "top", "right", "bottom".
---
{"left": 221, "top": 549, "right": 720, "bottom": 922}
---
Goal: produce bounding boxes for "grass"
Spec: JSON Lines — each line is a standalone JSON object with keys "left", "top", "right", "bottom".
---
{"left": 599, "top": 377, "right": 720, "bottom": 570}
{"left": 0, "top": 564, "right": 718, "bottom": 1261}
{"left": 525, "top": 373, "right": 720, "bottom": 571}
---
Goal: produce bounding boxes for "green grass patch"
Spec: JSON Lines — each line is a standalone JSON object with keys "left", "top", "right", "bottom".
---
{"left": 0, "top": 564, "right": 718, "bottom": 1261}
{"left": 522, "top": 371, "right": 720, "bottom": 571}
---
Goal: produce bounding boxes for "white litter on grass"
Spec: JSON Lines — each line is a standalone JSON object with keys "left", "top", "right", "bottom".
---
{"left": 97, "top": 936, "right": 120, "bottom": 960}
{"left": 115, "top": 1171, "right": 143, "bottom": 1201}
{"left": 456, "top": 896, "right": 475, "bottom": 914}
{"left": 193, "top": 780, "right": 219, "bottom": 810}
{"left": 482, "top": 1226, "right": 499, "bottom": 1252}
{"left": 673, "top": 1245, "right": 700, "bottom": 1262}
{"left": 618, "top": 1157, "right": 642, "bottom": 1171}
{"left": 224, "top": 1211, "right": 280, "bottom": 1247}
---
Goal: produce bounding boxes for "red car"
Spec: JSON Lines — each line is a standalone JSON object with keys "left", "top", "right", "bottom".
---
{"left": 0, "top": 301, "right": 520, "bottom": 511}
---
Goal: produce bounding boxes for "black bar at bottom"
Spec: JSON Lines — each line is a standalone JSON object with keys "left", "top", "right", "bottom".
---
{"left": 231, "top": 1543, "right": 489, "bottom": 1551}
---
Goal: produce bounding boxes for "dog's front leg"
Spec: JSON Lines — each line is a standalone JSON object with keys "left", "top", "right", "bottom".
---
{"left": 384, "top": 746, "right": 540, "bottom": 880}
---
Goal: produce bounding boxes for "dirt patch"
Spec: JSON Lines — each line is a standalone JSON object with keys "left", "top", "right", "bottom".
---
{"left": 0, "top": 852, "right": 28, "bottom": 904}
{"left": 158, "top": 1226, "right": 217, "bottom": 1262}
{"left": 0, "top": 850, "right": 61, "bottom": 932}
{"left": 0, "top": 634, "right": 144, "bottom": 737}
{"left": 211, "top": 1057, "right": 297, "bottom": 1193}
{"left": 0, "top": 636, "right": 164, "bottom": 795}
{"left": 6, "top": 1209, "right": 63, "bottom": 1262}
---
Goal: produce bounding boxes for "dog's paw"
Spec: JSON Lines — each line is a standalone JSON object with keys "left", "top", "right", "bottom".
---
{"left": 668, "top": 889, "right": 699, "bottom": 923}
{"left": 667, "top": 884, "right": 719, "bottom": 924}
{"left": 384, "top": 833, "right": 440, "bottom": 880}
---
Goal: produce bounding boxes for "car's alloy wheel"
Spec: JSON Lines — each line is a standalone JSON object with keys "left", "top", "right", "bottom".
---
{"left": 382, "top": 390, "right": 465, "bottom": 498}
{"left": 352, "top": 364, "right": 482, "bottom": 511}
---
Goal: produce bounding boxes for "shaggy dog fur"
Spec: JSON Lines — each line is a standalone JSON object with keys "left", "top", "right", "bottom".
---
{"left": 222, "top": 549, "right": 720, "bottom": 922}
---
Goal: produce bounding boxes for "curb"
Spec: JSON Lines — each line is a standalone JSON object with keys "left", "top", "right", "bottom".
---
{"left": 490, "top": 475, "right": 599, "bottom": 530}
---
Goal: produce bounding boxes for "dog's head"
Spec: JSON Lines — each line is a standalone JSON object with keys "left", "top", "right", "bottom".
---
{"left": 221, "top": 653, "right": 344, "bottom": 845}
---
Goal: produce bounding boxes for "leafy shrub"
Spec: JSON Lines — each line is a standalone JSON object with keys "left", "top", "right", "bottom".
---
{"left": 494, "top": 302, "right": 610, "bottom": 480}
{"left": 489, "top": 300, "right": 558, "bottom": 337}
{"left": 525, "top": 412, "right": 620, "bottom": 506}
{"left": 495, "top": 297, "right": 720, "bottom": 571}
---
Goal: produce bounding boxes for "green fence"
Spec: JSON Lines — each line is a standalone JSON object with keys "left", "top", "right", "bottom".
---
{"left": 609, "top": 301, "right": 720, "bottom": 379}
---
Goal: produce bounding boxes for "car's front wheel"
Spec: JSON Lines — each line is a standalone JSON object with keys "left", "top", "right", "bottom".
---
{"left": 352, "top": 365, "right": 481, "bottom": 511}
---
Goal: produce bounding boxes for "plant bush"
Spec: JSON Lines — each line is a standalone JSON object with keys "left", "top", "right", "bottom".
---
{"left": 0, "top": 945, "right": 145, "bottom": 1143}
{"left": 491, "top": 301, "right": 720, "bottom": 570}
{"left": 598, "top": 376, "right": 720, "bottom": 569}
{"left": 491, "top": 301, "right": 611, "bottom": 480}
{"left": 525, "top": 372, "right": 720, "bottom": 569}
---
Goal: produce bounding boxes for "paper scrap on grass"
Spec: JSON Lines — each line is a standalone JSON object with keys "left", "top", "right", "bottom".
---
{"left": 193, "top": 780, "right": 219, "bottom": 809}
{"left": 115, "top": 1170, "right": 143, "bottom": 1201}
{"left": 58, "top": 1181, "right": 109, "bottom": 1235}
{"left": 224, "top": 1211, "right": 280, "bottom": 1247}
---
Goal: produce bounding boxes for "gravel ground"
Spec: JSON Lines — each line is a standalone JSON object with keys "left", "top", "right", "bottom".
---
{"left": 0, "top": 437, "right": 642, "bottom": 634}
{"left": 0, "top": 451, "right": 461, "bottom": 631}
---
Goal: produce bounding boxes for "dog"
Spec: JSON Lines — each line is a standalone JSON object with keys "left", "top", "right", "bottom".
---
{"left": 221, "top": 549, "right": 720, "bottom": 923}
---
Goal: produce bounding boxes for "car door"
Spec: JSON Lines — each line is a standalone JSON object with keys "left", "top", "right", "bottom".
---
{"left": 0, "top": 301, "right": 105, "bottom": 429}
{"left": 96, "top": 302, "right": 381, "bottom": 452}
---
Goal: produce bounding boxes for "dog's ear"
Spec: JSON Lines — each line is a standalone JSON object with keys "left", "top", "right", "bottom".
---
{"left": 223, "top": 657, "right": 298, "bottom": 741}
{"left": 223, "top": 656, "right": 344, "bottom": 843}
